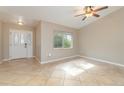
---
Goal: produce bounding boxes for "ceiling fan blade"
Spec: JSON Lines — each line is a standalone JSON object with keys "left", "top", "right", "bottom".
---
{"left": 94, "top": 6, "right": 108, "bottom": 12}
{"left": 82, "top": 16, "right": 87, "bottom": 21}
{"left": 93, "top": 13, "right": 100, "bottom": 17}
{"left": 74, "top": 14, "right": 84, "bottom": 17}
{"left": 89, "top": 6, "right": 94, "bottom": 11}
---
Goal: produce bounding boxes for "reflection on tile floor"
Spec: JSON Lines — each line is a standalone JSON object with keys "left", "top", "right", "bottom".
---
{"left": 0, "top": 57, "right": 124, "bottom": 86}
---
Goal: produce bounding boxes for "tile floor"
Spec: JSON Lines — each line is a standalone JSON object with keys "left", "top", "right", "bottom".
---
{"left": 0, "top": 57, "right": 124, "bottom": 86}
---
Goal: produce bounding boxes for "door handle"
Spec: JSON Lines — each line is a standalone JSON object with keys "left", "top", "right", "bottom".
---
{"left": 24, "top": 43, "right": 27, "bottom": 48}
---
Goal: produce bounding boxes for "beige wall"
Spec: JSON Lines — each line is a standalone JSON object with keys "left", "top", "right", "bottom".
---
{"left": 79, "top": 7, "right": 124, "bottom": 65}
{"left": 0, "top": 21, "right": 2, "bottom": 61}
{"left": 2, "top": 23, "right": 35, "bottom": 60}
{"left": 40, "top": 21, "right": 79, "bottom": 63}
{"left": 35, "top": 22, "right": 42, "bottom": 61}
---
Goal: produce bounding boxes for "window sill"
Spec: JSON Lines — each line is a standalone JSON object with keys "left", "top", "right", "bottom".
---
{"left": 53, "top": 48, "right": 73, "bottom": 50}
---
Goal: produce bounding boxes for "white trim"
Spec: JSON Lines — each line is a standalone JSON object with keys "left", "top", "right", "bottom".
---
{"left": 2, "top": 59, "right": 11, "bottom": 62}
{"left": 79, "top": 55, "right": 124, "bottom": 67}
{"left": 3, "top": 55, "right": 123, "bottom": 68}
{"left": 41, "top": 55, "right": 79, "bottom": 64}
{"left": 2, "top": 56, "right": 35, "bottom": 62}
{"left": 53, "top": 48, "right": 73, "bottom": 50}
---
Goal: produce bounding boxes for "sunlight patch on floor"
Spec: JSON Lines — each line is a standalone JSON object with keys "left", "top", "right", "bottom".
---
{"left": 63, "top": 65, "right": 84, "bottom": 76}
{"left": 62, "top": 60, "right": 95, "bottom": 76}
{"left": 78, "top": 63, "right": 95, "bottom": 70}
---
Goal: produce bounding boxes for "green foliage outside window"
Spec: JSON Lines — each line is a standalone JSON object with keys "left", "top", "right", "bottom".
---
{"left": 54, "top": 32, "right": 73, "bottom": 48}
{"left": 54, "top": 33, "right": 63, "bottom": 48}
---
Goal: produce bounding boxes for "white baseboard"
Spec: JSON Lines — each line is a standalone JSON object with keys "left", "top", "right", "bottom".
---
{"left": 41, "top": 55, "right": 79, "bottom": 64}
{"left": 79, "top": 55, "right": 124, "bottom": 67}
{"left": 2, "top": 59, "right": 11, "bottom": 62}
{"left": 2, "top": 56, "right": 35, "bottom": 62}
{"left": 3, "top": 55, "right": 123, "bottom": 68}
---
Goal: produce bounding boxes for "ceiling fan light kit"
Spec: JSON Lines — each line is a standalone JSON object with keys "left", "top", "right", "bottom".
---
{"left": 75, "top": 6, "right": 108, "bottom": 21}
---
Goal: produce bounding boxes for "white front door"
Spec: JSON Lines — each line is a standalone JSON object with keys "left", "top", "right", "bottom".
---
{"left": 9, "top": 30, "right": 33, "bottom": 59}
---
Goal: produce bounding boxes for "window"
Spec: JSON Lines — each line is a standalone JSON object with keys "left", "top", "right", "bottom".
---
{"left": 54, "top": 31, "right": 73, "bottom": 49}
{"left": 13, "top": 32, "right": 20, "bottom": 46}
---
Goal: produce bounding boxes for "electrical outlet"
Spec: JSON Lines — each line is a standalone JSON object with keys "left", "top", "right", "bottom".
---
{"left": 48, "top": 53, "right": 52, "bottom": 57}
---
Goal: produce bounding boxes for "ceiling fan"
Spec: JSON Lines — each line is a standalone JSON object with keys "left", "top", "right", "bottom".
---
{"left": 75, "top": 6, "right": 108, "bottom": 21}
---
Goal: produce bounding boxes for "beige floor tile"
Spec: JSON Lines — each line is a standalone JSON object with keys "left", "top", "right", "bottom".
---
{"left": 105, "top": 76, "right": 124, "bottom": 86}
{"left": 0, "top": 73, "right": 17, "bottom": 84}
{"left": 38, "top": 71, "right": 52, "bottom": 79}
{"left": 80, "top": 78, "right": 99, "bottom": 86}
{"left": 65, "top": 74, "right": 80, "bottom": 81}
{"left": 51, "top": 70, "right": 65, "bottom": 79}
{"left": 79, "top": 72, "right": 92, "bottom": 81}
{"left": 12, "top": 75, "right": 34, "bottom": 85}
{"left": 0, "top": 82, "right": 16, "bottom": 86}
{"left": 46, "top": 78, "right": 64, "bottom": 86}
{"left": 80, "top": 71, "right": 101, "bottom": 86}
{"left": 26, "top": 76, "right": 47, "bottom": 86}
{"left": 64, "top": 79, "right": 81, "bottom": 86}
{"left": 95, "top": 75, "right": 116, "bottom": 86}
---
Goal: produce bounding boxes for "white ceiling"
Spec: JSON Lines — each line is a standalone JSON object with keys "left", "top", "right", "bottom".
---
{"left": 0, "top": 6, "right": 122, "bottom": 29}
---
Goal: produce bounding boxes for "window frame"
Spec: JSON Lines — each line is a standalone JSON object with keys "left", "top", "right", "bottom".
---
{"left": 53, "top": 31, "right": 73, "bottom": 49}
